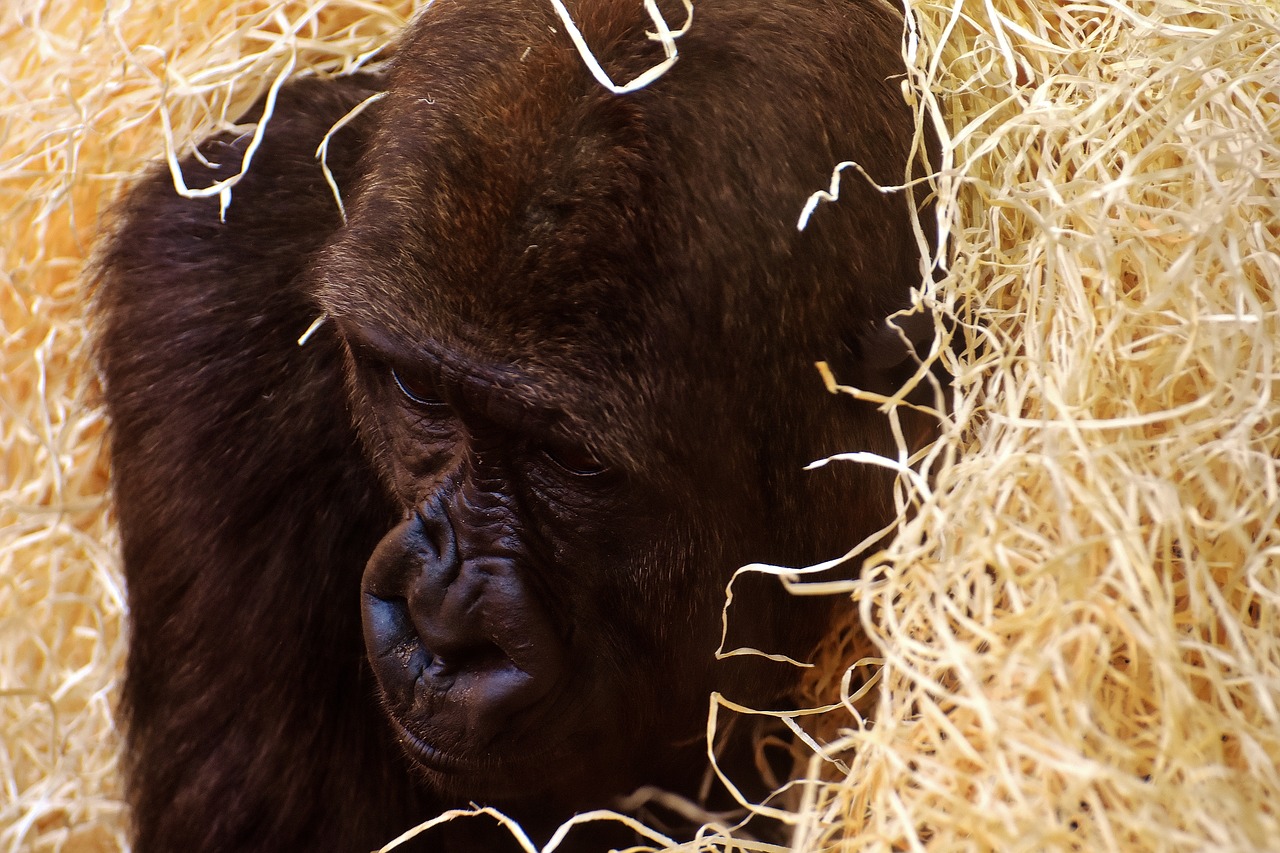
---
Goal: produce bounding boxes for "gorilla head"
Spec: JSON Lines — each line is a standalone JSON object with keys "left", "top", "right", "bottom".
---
{"left": 96, "top": 0, "right": 932, "bottom": 849}
{"left": 330, "top": 0, "right": 927, "bottom": 808}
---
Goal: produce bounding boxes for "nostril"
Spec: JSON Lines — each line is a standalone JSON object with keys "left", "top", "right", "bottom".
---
{"left": 364, "top": 592, "right": 512, "bottom": 675}
{"left": 426, "top": 640, "right": 510, "bottom": 677}
{"left": 364, "top": 594, "right": 413, "bottom": 648}
{"left": 362, "top": 592, "right": 433, "bottom": 709}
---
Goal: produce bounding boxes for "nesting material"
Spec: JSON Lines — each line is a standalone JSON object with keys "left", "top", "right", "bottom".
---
{"left": 792, "top": 1, "right": 1280, "bottom": 850}
{"left": 2, "top": 0, "right": 1278, "bottom": 851}
{"left": 0, "top": 2, "right": 425, "bottom": 849}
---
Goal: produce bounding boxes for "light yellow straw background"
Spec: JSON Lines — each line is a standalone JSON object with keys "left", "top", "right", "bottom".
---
{"left": 3, "top": 1, "right": 1278, "bottom": 851}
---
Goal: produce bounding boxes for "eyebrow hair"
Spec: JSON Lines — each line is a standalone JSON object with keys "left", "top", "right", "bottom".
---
{"left": 339, "top": 315, "right": 583, "bottom": 434}
{"left": 330, "top": 294, "right": 660, "bottom": 475}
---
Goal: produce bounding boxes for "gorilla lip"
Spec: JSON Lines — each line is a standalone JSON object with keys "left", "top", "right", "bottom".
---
{"left": 388, "top": 708, "right": 567, "bottom": 791}
{"left": 387, "top": 713, "right": 467, "bottom": 773}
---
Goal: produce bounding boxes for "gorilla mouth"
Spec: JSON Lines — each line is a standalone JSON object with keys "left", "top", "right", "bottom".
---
{"left": 361, "top": 513, "right": 578, "bottom": 795}
{"left": 386, "top": 703, "right": 588, "bottom": 803}
{"left": 386, "top": 713, "right": 467, "bottom": 773}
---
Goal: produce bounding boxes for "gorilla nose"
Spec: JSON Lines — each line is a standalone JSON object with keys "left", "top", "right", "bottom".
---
{"left": 362, "top": 591, "right": 508, "bottom": 677}
{"left": 360, "top": 515, "right": 564, "bottom": 754}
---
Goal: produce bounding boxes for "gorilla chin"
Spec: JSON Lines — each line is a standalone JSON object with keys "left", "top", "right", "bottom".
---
{"left": 95, "top": 0, "right": 935, "bottom": 849}
{"left": 361, "top": 489, "right": 710, "bottom": 809}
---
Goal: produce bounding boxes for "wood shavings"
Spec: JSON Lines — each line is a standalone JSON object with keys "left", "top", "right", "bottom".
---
{"left": 315, "top": 88, "right": 388, "bottom": 222}
{"left": 793, "top": 2, "right": 1280, "bottom": 850}
{"left": 547, "top": 0, "right": 693, "bottom": 94}
{"left": 0, "top": 2, "right": 427, "bottom": 850}
{"left": 5, "top": 0, "right": 1279, "bottom": 850}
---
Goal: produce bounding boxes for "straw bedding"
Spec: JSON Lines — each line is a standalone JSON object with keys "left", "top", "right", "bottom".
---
{"left": 790, "top": 2, "right": 1280, "bottom": 850}
{"left": 2, "top": 0, "right": 1277, "bottom": 850}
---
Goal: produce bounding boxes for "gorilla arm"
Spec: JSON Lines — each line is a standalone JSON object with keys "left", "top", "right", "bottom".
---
{"left": 95, "top": 74, "right": 429, "bottom": 852}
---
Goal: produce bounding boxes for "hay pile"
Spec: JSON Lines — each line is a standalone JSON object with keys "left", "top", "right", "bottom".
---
{"left": 0, "top": 2, "right": 426, "bottom": 849}
{"left": 2, "top": 0, "right": 1277, "bottom": 851}
{"left": 792, "top": 1, "right": 1280, "bottom": 850}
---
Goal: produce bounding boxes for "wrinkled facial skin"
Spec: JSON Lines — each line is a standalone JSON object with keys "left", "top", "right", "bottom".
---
{"left": 94, "top": 0, "right": 933, "bottom": 850}
{"left": 340, "top": 306, "right": 763, "bottom": 810}
{"left": 349, "top": 340, "right": 685, "bottom": 806}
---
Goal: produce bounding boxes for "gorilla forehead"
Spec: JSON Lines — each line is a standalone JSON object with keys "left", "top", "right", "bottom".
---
{"left": 312, "top": 0, "right": 898, "bottom": 353}
{"left": 314, "top": 0, "right": 918, "bottom": 449}
{"left": 316, "top": 1, "right": 671, "bottom": 355}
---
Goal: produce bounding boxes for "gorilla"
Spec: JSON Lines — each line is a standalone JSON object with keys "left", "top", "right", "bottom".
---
{"left": 94, "top": 0, "right": 933, "bottom": 849}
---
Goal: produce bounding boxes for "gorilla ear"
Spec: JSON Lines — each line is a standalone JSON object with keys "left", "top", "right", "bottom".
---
{"left": 839, "top": 308, "right": 940, "bottom": 400}
{"left": 864, "top": 309, "right": 935, "bottom": 371}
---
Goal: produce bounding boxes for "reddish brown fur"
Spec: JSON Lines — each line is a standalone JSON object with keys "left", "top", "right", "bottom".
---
{"left": 95, "top": 1, "right": 931, "bottom": 850}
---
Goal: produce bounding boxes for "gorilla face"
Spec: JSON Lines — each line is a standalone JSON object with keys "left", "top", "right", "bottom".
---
{"left": 353, "top": 382, "right": 686, "bottom": 804}
{"left": 348, "top": 333, "right": 693, "bottom": 805}
{"left": 305, "top": 1, "right": 931, "bottom": 804}
{"left": 307, "top": 0, "right": 928, "bottom": 809}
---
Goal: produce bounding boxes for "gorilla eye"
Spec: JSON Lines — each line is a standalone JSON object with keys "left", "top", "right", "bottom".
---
{"left": 391, "top": 368, "right": 446, "bottom": 409}
{"left": 543, "top": 441, "right": 606, "bottom": 477}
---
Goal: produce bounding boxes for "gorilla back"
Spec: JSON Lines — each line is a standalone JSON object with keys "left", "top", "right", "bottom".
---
{"left": 95, "top": 1, "right": 930, "bottom": 849}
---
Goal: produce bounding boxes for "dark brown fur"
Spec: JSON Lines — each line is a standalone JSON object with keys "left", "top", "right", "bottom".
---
{"left": 95, "top": 1, "right": 930, "bottom": 850}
